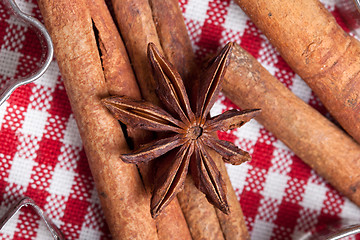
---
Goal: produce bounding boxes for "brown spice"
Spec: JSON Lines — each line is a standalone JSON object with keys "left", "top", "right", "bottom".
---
{"left": 37, "top": 0, "right": 159, "bottom": 239}
{"left": 234, "top": 0, "right": 360, "bottom": 144}
{"left": 102, "top": 42, "right": 260, "bottom": 218}
{"left": 111, "top": 1, "right": 225, "bottom": 238}
{"left": 223, "top": 43, "right": 360, "bottom": 208}
{"left": 111, "top": 1, "right": 193, "bottom": 239}
{"left": 148, "top": 1, "right": 251, "bottom": 238}
{"left": 148, "top": 0, "right": 197, "bottom": 96}
{"left": 112, "top": 0, "right": 162, "bottom": 106}
{"left": 148, "top": 3, "right": 224, "bottom": 238}
{"left": 177, "top": 175, "right": 225, "bottom": 240}
{"left": 87, "top": 1, "right": 191, "bottom": 239}
{"left": 212, "top": 147, "right": 250, "bottom": 240}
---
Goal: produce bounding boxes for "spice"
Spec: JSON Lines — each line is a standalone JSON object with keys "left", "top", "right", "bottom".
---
{"left": 103, "top": 42, "right": 260, "bottom": 218}
{"left": 111, "top": 0, "right": 212, "bottom": 237}
{"left": 148, "top": 1, "right": 250, "bottom": 238}
{"left": 234, "top": 0, "right": 360, "bottom": 144}
{"left": 147, "top": 1, "right": 225, "bottom": 237}
{"left": 37, "top": 0, "right": 159, "bottom": 238}
{"left": 223, "top": 43, "right": 360, "bottom": 209}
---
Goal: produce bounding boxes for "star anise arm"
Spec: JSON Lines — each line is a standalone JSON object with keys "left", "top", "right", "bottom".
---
{"left": 102, "top": 96, "right": 186, "bottom": 132}
{"left": 151, "top": 142, "right": 194, "bottom": 218}
{"left": 120, "top": 135, "right": 187, "bottom": 164}
{"left": 148, "top": 43, "right": 195, "bottom": 123}
{"left": 204, "top": 109, "right": 261, "bottom": 132}
{"left": 201, "top": 135, "right": 250, "bottom": 165}
{"left": 196, "top": 42, "right": 233, "bottom": 123}
{"left": 190, "top": 139, "right": 229, "bottom": 214}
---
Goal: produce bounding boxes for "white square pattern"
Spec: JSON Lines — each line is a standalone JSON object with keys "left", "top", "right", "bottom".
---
{"left": 223, "top": 0, "right": 249, "bottom": 34}
{"left": 233, "top": 119, "right": 262, "bottom": 143}
{"left": 340, "top": 199, "right": 360, "bottom": 220}
{"left": 184, "top": 0, "right": 210, "bottom": 24}
{"left": 62, "top": 115, "right": 82, "bottom": 148}
{"left": 21, "top": 108, "right": 49, "bottom": 137}
{"left": 226, "top": 162, "right": 250, "bottom": 195}
{"left": 301, "top": 182, "right": 328, "bottom": 210}
{"left": 49, "top": 166, "right": 75, "bottom": 196}
{"left": 79, "top": 225, "right": 101, "bottom": 240}
{"left": 211, "top": 93, "right": 227, "bottom": 117}
{"left": 7, "top": 154, "right": 36, "bottom": 187}
{"left": 0, "top": 48, "right": 21, "bottom": 78}
{"left": 34, "top": 220, "right": 54, "bottom": 240}
{"left": 262, "top": 171, "right": 289, "bottom": 201}
{"left": 251, "top": 219, "right": 275, "bottom": 240}
{"left": 290, "top": 74, "right": 313, "bottom": 103}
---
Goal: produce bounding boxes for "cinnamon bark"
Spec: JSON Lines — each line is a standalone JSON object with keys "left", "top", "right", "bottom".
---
{"left": 148, "top": 0, "right": 197, "bottom": 95}
{"left": 177, "top": 176, "right": 225, "bottom": 240}
{"left": 148, "top": 1, "right": 223, "bottom": 239}
{"left": 87, "top": 0, "right": 190, "bottom": 239}
{"left": 37, "top": 0, "right": 158, "bottom": 239}
{"left": 112, "top": 0, "right": 230, "bottom": 239}
{"left": 223, "top": 44, "right": 360, "bottom": 206}
{"left": 87, "top": 0, "right": 141, "bottom": 99}
{"left": 149, "top": 1, "right": 249, "bottom": 239}
{"left": 112, "top": 0, "right": 162, "bottom": 106}
{"left": 235, "top": 0, "right": 360, "bottom": 144}
{"left": 212, "top": 150, "right": 249, "bottom": 240}
{"left": 111, "top": 1, "right": 192, "bottom": 239}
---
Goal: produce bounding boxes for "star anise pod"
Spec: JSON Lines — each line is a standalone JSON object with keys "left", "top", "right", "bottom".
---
{"left": 102, "top": 42, "right": 260, "bottom": 218}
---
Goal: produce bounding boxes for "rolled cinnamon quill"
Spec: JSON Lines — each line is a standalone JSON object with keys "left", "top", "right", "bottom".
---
{"left": 149, "top": 1, "right": 249, "bottom": 239}
{"left": 112, "top": 0, "right": 235, "bottom": 239}
{"left": 111, "top": 0, "right": 192, "bottom": 239}
{"left": 112, "top": 0, "right": 162, "bottom": 106}
{"left": 149, "top": 0, "right": 196, "bottom": 92}
{"left": 86, "top": 0, "right": 141, "bottom": 99}
{"left": 87, "top": 0, "right": 191, "bottom": 239}
{"left": 37, "top": 0, "right": 159, "bottom": 239}
{"left": 223, "top": 44, "right": 360, "bottom": 207}
{"left": 214, "top": 153, "right": 249, "bottom": 240}
{"left": 234, "top": 0, "right": 360, "bottom": 144}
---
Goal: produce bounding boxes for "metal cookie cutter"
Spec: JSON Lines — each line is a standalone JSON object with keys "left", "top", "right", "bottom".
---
{"left": 299, "top": 218, "right": 360, "bottom": 240}
{"left": 0, "top": 0, "right": 53, "bottom": 106}
{"left": 0, "top": 197, "right": 65, "bottom": 240}
{"left": 337, "top": 0, "right": 360, "bottom": 36}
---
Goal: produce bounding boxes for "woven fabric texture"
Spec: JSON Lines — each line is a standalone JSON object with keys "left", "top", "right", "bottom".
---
{"left": 0, "top": 0, "right": 360, "bottom": 239}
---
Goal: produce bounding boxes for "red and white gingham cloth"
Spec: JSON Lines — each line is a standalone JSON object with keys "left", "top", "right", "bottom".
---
{"left": 0, "top": 0, "right": 359, "bottom": 239}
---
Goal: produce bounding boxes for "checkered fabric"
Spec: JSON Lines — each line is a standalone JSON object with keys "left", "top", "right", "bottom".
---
{"left": 0, "top": 0, "right": 359, "bottom": 239}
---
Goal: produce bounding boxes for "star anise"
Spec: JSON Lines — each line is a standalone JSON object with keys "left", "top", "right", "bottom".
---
{"left": 102, "top": 42, "right": 260, "bottom": 218}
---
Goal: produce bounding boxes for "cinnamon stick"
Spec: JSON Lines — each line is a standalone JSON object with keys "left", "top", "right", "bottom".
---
{"left": 37, "top": 0, "right": 158, "bottom": 239}
{"left": 112, "top": 0, "right": 162, "bottom": 106}
{"left": 87, "top": 0, "right": 191, "bottom": 239}
{"left": 234, "top": 0, "right": 360, "bottom": 144}
{"left": 177, "top": 176, "right": 225, "bottom": 239}
{"left": 87, "top": 0, "right": 141, "bottom": 99}
{"left": 223, "top": 43, "right": 360, "bottom": 207}
{"left": 148, "top": 0, "right": 196, "bottom": 93}
{"left": 111, "top": 0, "right": 230, "bottom": 239}
{"left": 111, "top": 1, "right": 192, "bottom": 239}
{"left": 148, "top": 1, "right": 224, "bottom": 239}
{"left": 213, "top": 150, "right": 249, "bottom": 240}
{"left": 149, "top": 1, "right": 249, "bottom": 239}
